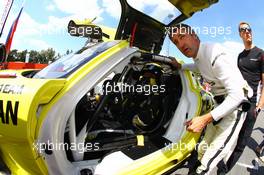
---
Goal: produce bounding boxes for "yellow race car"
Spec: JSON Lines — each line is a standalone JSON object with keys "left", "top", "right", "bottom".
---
{"left": 0, "top": 0, "right": 218, "bottom": 174}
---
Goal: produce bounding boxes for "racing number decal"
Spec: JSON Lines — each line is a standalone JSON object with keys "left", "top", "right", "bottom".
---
{"left": 0, "top": 100, "right": 19, "bottom": 126}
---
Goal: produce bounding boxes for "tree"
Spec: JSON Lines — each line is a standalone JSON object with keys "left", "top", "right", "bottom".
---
{"left": 55, "top": 53, "right": 61, "bottom": 60}
{"left": 7, "top": 48, "right": 58, "bottom": 63}
{"left": 7, "top": 49, "right": 18, "bottom": 61}
{"left": 44, "top": 48, "right": 56, "bottom": 63}
{"left": 17, "top": 50, "right": 28, "bottom": 62}
{"left": 29, "top": 50, "right": 38, "bottom": 62}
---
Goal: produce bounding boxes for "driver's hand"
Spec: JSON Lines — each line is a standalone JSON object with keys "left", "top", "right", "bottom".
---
{"left": 170, "top": 59, "right": 182, "bottom": 69}
{"left": 185, "top": 117, "right": 207, "bottom": 133}
{"left": 185, "top": 113, "right": 213, "bottom": 133}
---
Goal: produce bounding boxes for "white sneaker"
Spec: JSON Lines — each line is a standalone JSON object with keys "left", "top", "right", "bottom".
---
{"left": 258, "top": 147, "right": 264, "bottom": 164}
{"left": 259, "top": 155, "right": 264, "bottom": 164}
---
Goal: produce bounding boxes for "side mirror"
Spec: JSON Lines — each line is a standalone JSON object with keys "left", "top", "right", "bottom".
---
{"left": 68, "top": 20, "right": 105, "bottom": 40}
{"left": 0, "top": 43, "right": 6, "bottom": 63}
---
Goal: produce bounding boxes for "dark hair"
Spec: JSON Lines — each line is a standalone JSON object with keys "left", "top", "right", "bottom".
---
{"left": 238, "top": 22, "right": 251, "bottom": 32}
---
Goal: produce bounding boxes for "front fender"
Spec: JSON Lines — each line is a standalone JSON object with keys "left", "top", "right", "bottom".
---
{"left": 0, "top": 77, "right": 65, "bottom": 175}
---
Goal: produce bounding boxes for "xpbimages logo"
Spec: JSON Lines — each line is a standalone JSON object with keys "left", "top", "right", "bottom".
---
{"left": 102, "top": 82, "right": 166, "bottom": 96}
{"left": 33, "top": 140, "right": 100, "bottom": 154}
{"left": 164, "top": 141, "right": 226, "bottom": 152}
{"left": 68, "top": 26, "right": 101, "bottom": 37}
{"left": 165, "top": 24, "right": 232, "bottom": 38}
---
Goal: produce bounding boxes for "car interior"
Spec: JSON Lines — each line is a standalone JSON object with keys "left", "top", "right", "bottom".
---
{"left": 64, "top": 52, "right": 183, "bottom": 162}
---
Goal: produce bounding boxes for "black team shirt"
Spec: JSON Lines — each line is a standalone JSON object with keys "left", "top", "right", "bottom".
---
{"left": 238, "top": 46, "right": 264, "bottom": 103}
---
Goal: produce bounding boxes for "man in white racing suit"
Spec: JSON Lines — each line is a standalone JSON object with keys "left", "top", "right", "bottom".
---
{"left": 169, "top": 23, "right": 252, "bottom": 175}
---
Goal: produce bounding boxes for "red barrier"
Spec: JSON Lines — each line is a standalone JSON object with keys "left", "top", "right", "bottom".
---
{"left": 4, "top": 62, "right": 48, "bottom": 69}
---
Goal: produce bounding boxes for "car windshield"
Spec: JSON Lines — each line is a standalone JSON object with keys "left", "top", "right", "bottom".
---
{"left": 127, "top": 0, "right": 181, "bottom": 25}
{"left": 33, "top": 41, "right": 120, "bottom": 79}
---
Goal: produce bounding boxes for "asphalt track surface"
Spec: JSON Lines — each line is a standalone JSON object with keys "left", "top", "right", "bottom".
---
{"left": 173, "top": 111, "right": 264, "bottom": 175}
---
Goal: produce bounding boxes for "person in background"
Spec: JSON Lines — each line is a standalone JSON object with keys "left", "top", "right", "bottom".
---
{"left": 227, "top": 22, "right": 264, "bottom": 169}
{"left": 169, "top": 23, "right": 252, "bottom": 175}
{"left": 226, "top": 22, "right": 264, "bottom": 168}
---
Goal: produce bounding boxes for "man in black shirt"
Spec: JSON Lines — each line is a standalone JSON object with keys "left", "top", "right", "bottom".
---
{"left": 226, "top": 22, "right": 264, "bottom": 171}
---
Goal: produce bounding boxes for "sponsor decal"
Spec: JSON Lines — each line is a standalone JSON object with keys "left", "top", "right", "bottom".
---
{"left": 0, "top": 84, "right": 24, "bottom": 94}
{"left": 0, "top": 100, "right": 19, "bottom": 126}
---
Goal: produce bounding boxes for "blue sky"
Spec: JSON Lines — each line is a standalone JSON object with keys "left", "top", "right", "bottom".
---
{"left": 0, "top": 0, "right": 263, "bottom": 62}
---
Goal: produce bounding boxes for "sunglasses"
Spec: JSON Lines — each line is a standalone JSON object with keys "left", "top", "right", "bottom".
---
{"left": 239, "top": 26, "right": 252, "bottom": 33}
